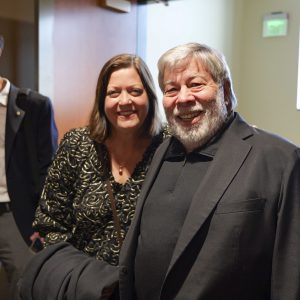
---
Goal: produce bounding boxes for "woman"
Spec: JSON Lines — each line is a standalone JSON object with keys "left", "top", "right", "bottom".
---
{"left": 20, "top": 54, "right": 167, "bottom": 300}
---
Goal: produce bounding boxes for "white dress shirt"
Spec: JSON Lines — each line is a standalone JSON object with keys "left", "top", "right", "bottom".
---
{"left": 0, "top": 78, "right": 10, "bottom": 202}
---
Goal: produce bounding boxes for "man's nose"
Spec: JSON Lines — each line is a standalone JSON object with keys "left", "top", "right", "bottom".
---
{"left": 177, "top": 86, "right": 194, "bottom": 103}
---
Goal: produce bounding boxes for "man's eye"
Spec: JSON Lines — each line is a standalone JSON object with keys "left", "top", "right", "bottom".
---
{"left": 190, "top": 82, "right": 203, "bottom": 88}
{"left": 107, "top": 90, "right": 120, "bottom": 98}
{"left": 130, "top": 89, "right": 143, "bottom": 96}
{"left": 164, "top": 87, "right": 178, "bottom": 96}
{"left": 189, "top": 82, "right": 204, "bottom": 91}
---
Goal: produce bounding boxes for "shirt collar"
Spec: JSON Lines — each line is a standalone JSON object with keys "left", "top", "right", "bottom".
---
{"left": 165, "top": 113, "right": 235, "bottom": 160}
{"left": 165, "top": 136, "right": 218, "bottom": 161}
{"left": 0, "top": 78, "right": 10, "bottom": 106}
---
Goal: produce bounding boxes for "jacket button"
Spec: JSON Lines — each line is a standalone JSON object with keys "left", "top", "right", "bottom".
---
{"left": 121, "top": 267, "right": 128, "bottom": 275}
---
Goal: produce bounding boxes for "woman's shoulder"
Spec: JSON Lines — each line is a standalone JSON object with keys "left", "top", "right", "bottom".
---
{"left": 57, "top": 127, "right": 95, "bottom": 156}
{"left": 60, "top": 127, "right": 92, "bottom": 144}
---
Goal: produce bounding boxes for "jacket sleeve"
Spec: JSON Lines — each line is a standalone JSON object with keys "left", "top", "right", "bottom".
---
{"left": 271, "top": 148, "right": 300, "bottom": 299}
{"left": 33, "top": 129, "right": 84, "bottom": 245}
{"left": 19, "top": 242, "right": 119, "bottom": 300}
{"left": 36, "top": 96, "right": 58, "bottom": 195}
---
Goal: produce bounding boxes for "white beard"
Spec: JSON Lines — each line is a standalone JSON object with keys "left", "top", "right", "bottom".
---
{"left": 165, "top": 89, "right": 228, "bottom": 152}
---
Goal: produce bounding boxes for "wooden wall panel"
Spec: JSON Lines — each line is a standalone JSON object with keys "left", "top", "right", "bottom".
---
{"left": 52, "top": 0, "right": 138, "bottom": 140}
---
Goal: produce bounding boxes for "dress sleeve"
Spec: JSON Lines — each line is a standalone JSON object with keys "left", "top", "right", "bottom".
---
{"left": 36, "top": 96, "right": 58, "bottom": 196}
{"left": 33, "top": 128, "right": 86, "bottom": 246}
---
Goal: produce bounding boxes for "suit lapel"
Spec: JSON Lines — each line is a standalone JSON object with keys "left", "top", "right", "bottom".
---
{"left": 5, "top": 84, "right": 25, "bottom": 169}
{"left": 119, "top": 138, "right": 173, "bottom": 299}
{"left": 120, "top": 138, "right": 171, "bottom": 263}
{"left": 165, "top": 114, "right": 253, "bottom": 276}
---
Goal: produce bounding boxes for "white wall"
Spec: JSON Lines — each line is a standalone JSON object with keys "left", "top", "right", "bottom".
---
{"left": 38, "top": 0, "right": 55, "bottom": 100}
{"left": 138, "top": 0, "right": 244, "bottom": 119}
{"left": 139, "top": 0, "right": 300, "bottom": 146}
{"left": 238, "top": 0, "right": 300, "bottom": 145}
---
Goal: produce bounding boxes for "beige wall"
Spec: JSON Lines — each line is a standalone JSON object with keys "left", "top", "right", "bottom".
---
{"left": 141, "top": 0, "right": 244, "bottom": 117}
{"left": 0, "top": 0, "right": 34, "bottom": 22}
{"left": 143, "top": 0, "right": 300, "bottom": 146}
{"left": 237, "top": 0, "right": 300, "bottom": 145}
{"left": 1, "top": 0, "right": 140, "bottom": 140}
{"left": 0, "top": 0, "right": 37, "bottom": 89}
{"left": 2, "top": 0, "right": 299, "bottom": 144}
{"left": 39, "top": 0, "right": 139, "bottom": 140}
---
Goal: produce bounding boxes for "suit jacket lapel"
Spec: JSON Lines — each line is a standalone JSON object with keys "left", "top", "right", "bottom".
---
{"left": 5, "top": 84, "right": 25, "bottom": 170}
{"left": 119, "top": 138, "right": 172, "bottom": 299}
{"left": 165, "top": 114, "right": 254, "bottom": 276}
{"left": 120, "top": 138, "right": 171, "bottom": 264}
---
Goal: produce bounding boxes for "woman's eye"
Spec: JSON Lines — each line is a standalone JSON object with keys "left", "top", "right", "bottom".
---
{"left": 130, "top": 89, "right": 143, "bottom": 96}
{"left": 107, "top": 90, "right": 120, "bottom": 98}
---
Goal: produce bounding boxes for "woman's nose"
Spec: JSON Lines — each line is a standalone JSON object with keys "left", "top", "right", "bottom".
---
{"left": 118, "top": 91, "right": 132, "bottom": 105}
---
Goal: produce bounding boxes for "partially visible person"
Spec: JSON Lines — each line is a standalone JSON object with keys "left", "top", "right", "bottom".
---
{"left": 19, "top": 53, "right": 167, "bottom": 299}
{"left": 117, "top": 42, "right": 300, "bottom": 300}
{"left": 0, "top": 34, "right": 58, "bottom": 300}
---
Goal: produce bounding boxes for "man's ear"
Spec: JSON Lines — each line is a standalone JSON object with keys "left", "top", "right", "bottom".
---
{"left": 223, "top": 79, "right": 232, "bottom": 113}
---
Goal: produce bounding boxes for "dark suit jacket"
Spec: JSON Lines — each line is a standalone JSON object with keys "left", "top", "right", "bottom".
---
{"left": 119, "top": 113, "right": 300, "bottom": 300}
{"left": 5, "top": 84, "right": 58, "bottom": 245}
{"left": 19, "top": 242, "right": 119, "bottom": 300}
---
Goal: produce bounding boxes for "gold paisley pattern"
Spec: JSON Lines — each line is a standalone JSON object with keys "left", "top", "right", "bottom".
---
{"left": 34, "top": 127, "right": 167, "bottom": 266}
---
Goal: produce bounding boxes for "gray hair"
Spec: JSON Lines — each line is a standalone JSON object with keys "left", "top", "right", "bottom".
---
{"left": 157, "top": 42, "right": 237, "bottom": 111}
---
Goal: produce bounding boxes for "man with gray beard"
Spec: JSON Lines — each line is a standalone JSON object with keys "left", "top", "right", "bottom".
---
{"left": 118, "top": 43, "right": 300, "bottom": 300}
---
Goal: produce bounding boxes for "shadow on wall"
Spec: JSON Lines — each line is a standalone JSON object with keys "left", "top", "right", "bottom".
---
{"left": 0, "top": 17, "right": 37, "bottom": 90}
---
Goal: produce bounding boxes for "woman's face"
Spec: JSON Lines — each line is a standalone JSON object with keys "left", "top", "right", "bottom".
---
{"left": 104, "top": 67, "right": 149, "bottom": 136}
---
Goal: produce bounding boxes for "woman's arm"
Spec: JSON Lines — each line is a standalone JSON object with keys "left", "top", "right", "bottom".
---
{"left": 33, "top": 128, "right": 87, "bottom": 246}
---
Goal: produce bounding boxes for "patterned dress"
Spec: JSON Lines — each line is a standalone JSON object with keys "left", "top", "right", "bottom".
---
{"left": 34, "top": 127, "right": 167, "bottom": 266}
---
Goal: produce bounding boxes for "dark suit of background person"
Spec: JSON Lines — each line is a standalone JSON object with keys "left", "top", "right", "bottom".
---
{"left": 118, "top": 43, "right": 300, "bottom": 300}
{"left": 0, "top": 34, "right": 58, "bottom": 300}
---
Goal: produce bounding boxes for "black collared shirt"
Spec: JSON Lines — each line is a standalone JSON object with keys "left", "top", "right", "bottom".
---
{"left": 134, "top": 134, "right": 222, "bottom": 300}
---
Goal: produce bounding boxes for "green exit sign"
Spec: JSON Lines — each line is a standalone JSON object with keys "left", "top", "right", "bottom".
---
{"left": 263, "top": 12, "right": 288, "bottom": 38}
